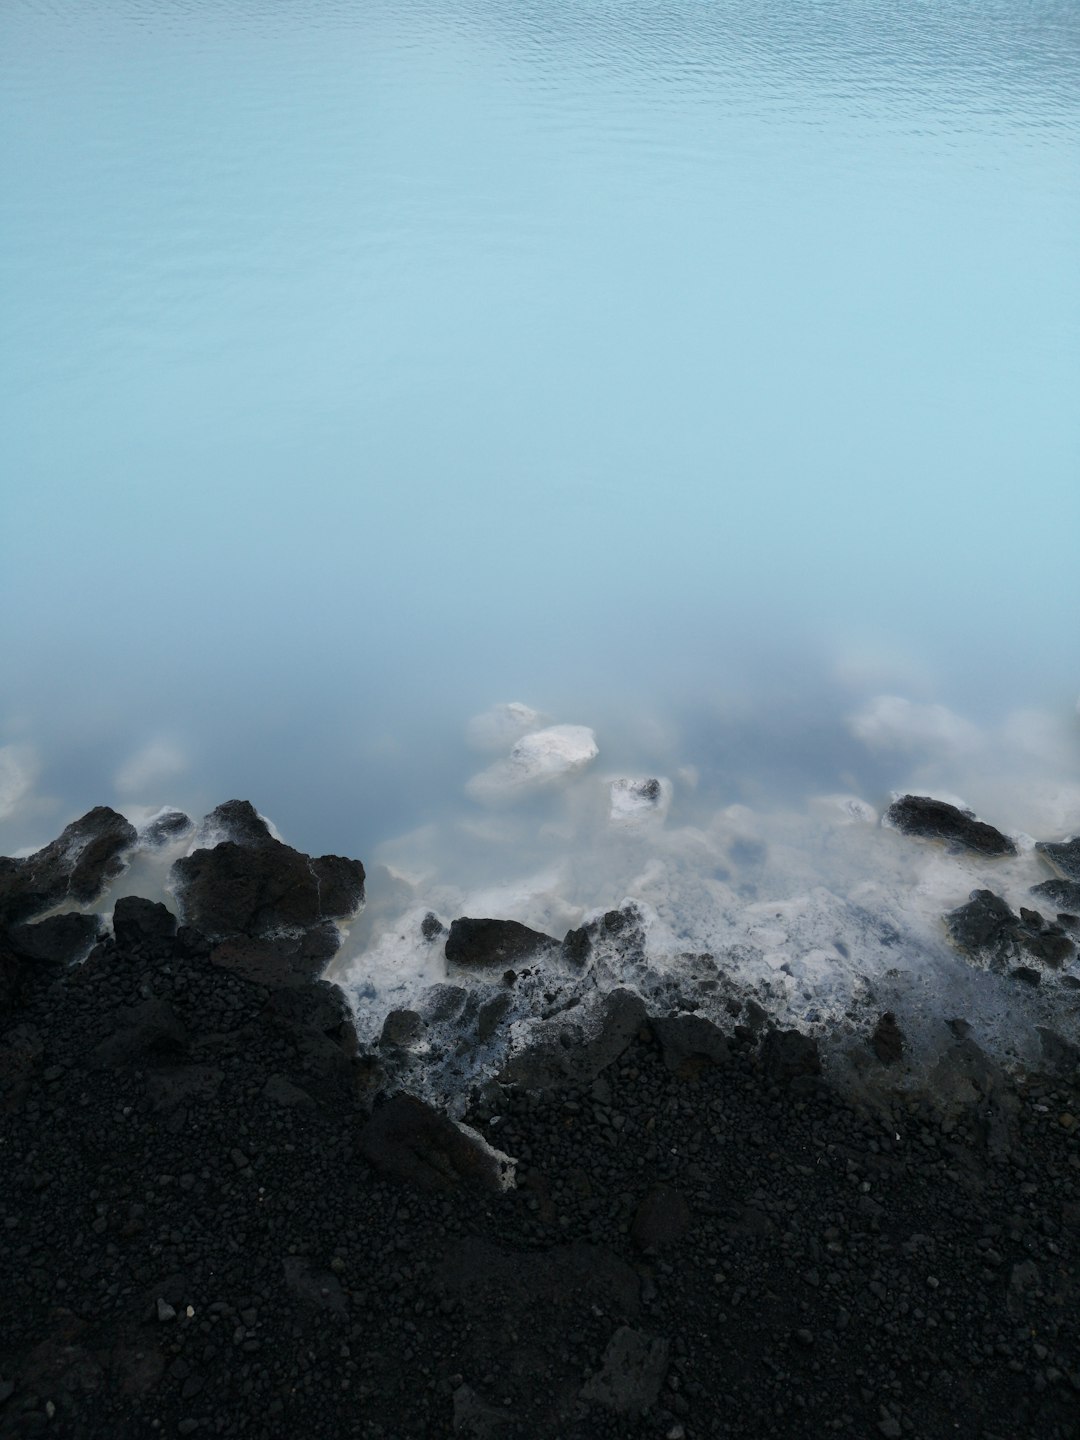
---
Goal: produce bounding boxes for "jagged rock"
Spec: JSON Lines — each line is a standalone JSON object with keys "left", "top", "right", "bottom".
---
{"left": 760, "top": 1027, "right": 822, "bottom": 1082}
{"left": 650, "top": 1013, "right": 730, "bottom": 1077}
{"left": 871, "top": 1012, "right": 905, "bottom": 1065}
{"left": 883, "top": 796, "right": 1016, "bottom": 857}
{"left": 208, "top": 924, "right": 342, "bottom": 987}
{"left": 359, "top": 1093, "right": 514, "bottom": 1193}
{"left": 580, "top": 1326, "right": 670, "bottom": 1416}
{"left": 171, "top": 801, "right": 364, "bottom": 942}
{"left": 0, "top": 807, "right": 138, "bottom": 923}
{"left": 260, "top": 981, "right": 358, "bottom": 1054}
{"left": 444, "top": 917, "right": 559, "bottom": 970}
{"left": 1036, "top": 1027, "right": 1080, "bottom": 1079}
{"left": 946, "top": 890, "right": 1073, "bottom": 969}
{"left": 380, "top": 1008, "right": 427, "bottom": 1048}
{"left": 1035, "top": 835, "right": 1080, "bottom": 882}
{"left": 1031, "top": 876, "right": 1080, "bottom": 911}
{"left": 421, "top": 911, "right": 447, "bottom": 942}
{"left": 7, "top": 912, "right": 103, "bottom": 966}
{"left": 140, "top": 809, "right": 193, "bottom": 846}
{"left": 112, "top": 896, "right": 177, "bottom": 948}
{"left": 501, "top": 989, "right": 647, "bottom": 1091}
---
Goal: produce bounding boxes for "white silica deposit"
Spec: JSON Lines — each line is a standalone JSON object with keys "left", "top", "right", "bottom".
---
{"left": 466, "top": 722, "right": 600, "bottom": 804}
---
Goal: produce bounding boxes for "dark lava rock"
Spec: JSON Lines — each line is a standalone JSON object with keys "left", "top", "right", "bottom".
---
{"left": 501, "top": 988, "right": 647, "bottom": 1091}
{"left": 580, "top": 1326, "right": 670, "bottom": 1416}
{"left": 421, "top": 910, "right": 446, "bottom": 942}
{"left": 871, "top": 1011, "right": 905, "bottom": 1065}
{"left": 89, "top": 997, "right": 188, "bottom": 1068}
{"left": 0, "top": 807, "right": 137, "bottom": 923}
{"left": 380, "top": 1007, "right": 427, "bottom": 1048}
{"left": 884, "top": 795, "right": 1016, "bottom": 857}
{"left": 651, "top": 1012, "right": 730, "bottom": 1077}
{"left": 171, "top": 801, "right": 364, "bottom": 941}
{"left": 282, "top": 1256, "right": 348, "bottom": 1319}
{"left": 1035, "top": 835, "right": 1080, "bottom": 882}
{"left": 1031, "top": 876, "right": 1080, "bottom": 912}
{"left": 1036, "top": 1027, "right": 1080, "bottom": 1079}
{"left": 761, "top": 1027, "right": 822, "bottom": 1082}
{"left": 195, "top": 798, "right": 276, "bottom": 849}
{"left": 112, "top": 896, "right": 177, "bottom": 948}
{"left": 208, "top": 923, "right": 343, "bottom": 987}
{"left": 444, "top": 917, "right": 559, "bottom": 969}
{"left": 140, "top": 809, "right": 193, "bottom": 846}
{"left": 630, "top": 1185, "right": 691, "bottom": 1251}
{"left": 7, "top": 912, "right": 103, "bottom": 965}
{"left": 946, "top": 890, "right": 1074, "bottom": 969}
{"left": 359, "top": 1092, "right": 513, "bottom": 1193}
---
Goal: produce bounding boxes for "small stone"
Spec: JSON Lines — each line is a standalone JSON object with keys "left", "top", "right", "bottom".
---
{"left": 1060, "top": 1113, "right": 1076, "bottom": 1129}
{"left": 157, "top": 1298, "right": 177, "bottom": 1323}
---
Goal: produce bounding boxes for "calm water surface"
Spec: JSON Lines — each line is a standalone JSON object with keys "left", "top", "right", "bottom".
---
{"left": 2, "top": 0, "right": 1078, "bottom": 857}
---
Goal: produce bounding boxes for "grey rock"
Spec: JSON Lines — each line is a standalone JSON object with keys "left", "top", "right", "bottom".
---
{"left": 946, "top": 890, "right": 1074, "bottom": 969}
{"left": 651, "top": 1013, "right": 730, "bottom": 1076}
{"left": 581, "top": 1326, "right": 670, "bottom": 1416}
{"left": 1035, "top": 835, "right": 1080, "bottom": 882}
{"left": 141, "top": 810, "right": 193, "bottom": 847}
{"left": 281, "top": 1256, "right": 347, "bottom": 1317}
{"left": 380, "top": 1008, "right": 427, "bottom": 1048}
{"left": 1031, "top": 876, "right": 1080, "bottom": 912}
{"left": 501, "top": 988, "right": 647, "bottom": 1091}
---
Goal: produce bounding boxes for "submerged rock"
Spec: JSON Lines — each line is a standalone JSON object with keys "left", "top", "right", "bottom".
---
{"left": 1035, "top": 835, "right": 1080, "bottom": 882}
{"left": 0, "top": 807, "right": 137, "bottom": 923}
{"left": 466, "top": 724, "right": 598, "bottom": 803}
{"left": 444, "top": 917, "right": 560, "bottom": 970}
{"left": 945, "top": 890, "right": 1074, "bottom": 969}
{"left": 171, "top": 800, "right": 364, "bottom": 943}
{"left": 870, "top": 1011, "right": 905, "bottom": 1066}
{"left": 883, "top": 795, "right": 1016, "bottom": 857}
{"left": 139, "top": 808, "right": 193, "bottom": 847}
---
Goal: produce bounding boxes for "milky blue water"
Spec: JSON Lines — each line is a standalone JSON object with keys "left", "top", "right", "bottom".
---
{"left": 2, "top": 0, "right": 1079, "bottom": 864}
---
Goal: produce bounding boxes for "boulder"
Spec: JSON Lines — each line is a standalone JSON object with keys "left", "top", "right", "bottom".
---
{"left": 7, "top": 912, "right": 103, "bottom": 965}
{"left": 445, "top": 917, "right": 559, "bottom": 970}
{"left": 171, "top": 801, "right": 364, "bottom": 942}
{"left": 1030, "top": 877, "right": 1080, "bottom": 912}
{"left": 466, "top": 724, "right": 598, "bottom": 803}
{"left": 501, "top": 989, "right": 647, "bottom": 1091}
{"left": 1035, "top": 835, "right": 1080, "bottom": 882}
{"left": 0, "top": 808, "right": 137, "bottom": 923}
{"left": 359, "top": 1093, "right": 514, "bottom": 1193}
{"left": 580, "top": 1327, "right": 670, "bottom": 1416}
{"left": 870, "top": 1012, "right": 905, "bottom": 1065}
{"left": 209, "top": 924, "right": 342, "bottom": 987}
{"left": 650, "top": 1013, "right": 730, "bottom": 1077}
{"left": 112, "top": 896, "right": 177, "bottom": 948}
{"left": 945, "top": 890, "right": 1073, "bottom": 969}
{"left": 883, "top": 796, "right": 1016, "bottom": 857}
{"left": 760, "top": 1027, "right": 822, "bottom": 1083}
{"left": 89, "top": 998, "right": 187, "bottom": 1068}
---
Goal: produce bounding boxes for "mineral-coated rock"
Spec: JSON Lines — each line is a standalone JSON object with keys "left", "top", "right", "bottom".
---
{"left": 0, "top": 808, "right": 137, "bottom": 923}
{"left": 444, "top": 917, "right": 559, "bottom": 970}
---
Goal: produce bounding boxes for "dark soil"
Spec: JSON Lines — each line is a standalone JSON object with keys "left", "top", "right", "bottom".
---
{"left": 2, "top": 909, "right": 1079, "bottom": 1439}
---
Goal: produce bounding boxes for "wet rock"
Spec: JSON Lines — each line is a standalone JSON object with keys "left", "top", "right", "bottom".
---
{"left": 359, "top": 1093, "right": 514, "bottom": 1193}
{"left": 946, "top": 890, "right": 1074, "bottom": 968}
{"left": 171, "top": 802, "right": 364, "bottom": 941}
{"left": 631, "top": 1186, "right": 691, "bottom": 1251}
{"left": 609, "top": 777, "right": 668, "bottom": 825}
{"left": 140, "top": 809, "right": 193, "bottom": 846}
{"left": 445, "top": 917, "right": 559, "bottom": 970}
{"left": 871, "top": 1012, "right": 905, "bottom": 1065}
{"left": 1035, "top": 835, "right": 1080, "bottom": 882}
{"left": 380, "top": 1008, "right": 427, "bottom": 1049}
{"left": 1031, "top": 876, "right": 1080, "bottom": 912}
{"left": 760, "top": 1027, "right": 822, "bottom": 1082}
{"left": 208, "top": 930, "right": 330, "bottom": 987}
{"left": 884, "top": 795, "right": 1016, "bottom": 857}
{"left": 7, "top": 912, "right": 103, "bottom": 966}
{"left": 650, "top": 1012, "right": 730, "bottom": 1077}
{"left": 1036, "top": 1027, "right": 1080, "bottom": 1079}
{"left": 580, "top": 1326, "right": 670, "bottom": 1416}
{"left": 421, "top": 911, "right": 447, "bottom": 942}
{"left": 260, "top": 979, "right": 357, "bottom": 1052}
{"left": 466, "top": 723, "right": 598, "bottom": 803}
{"left": 111, "top": 896, "right": 177, "bottom": 948}
{"left": 501, "top": 988, "right": 647, "bottom": 1091}
{"left": 0, "top": 807, "right": 138, "bottom": 923}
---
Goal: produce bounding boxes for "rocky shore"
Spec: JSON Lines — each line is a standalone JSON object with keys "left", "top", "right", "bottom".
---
{"left": 1, "top": 802, "right": 1078, "bottom": 1439}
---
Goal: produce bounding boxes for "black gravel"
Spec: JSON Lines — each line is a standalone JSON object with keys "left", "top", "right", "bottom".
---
{"left": 2, "top": 920, "right": 1078, "bottom": 1439}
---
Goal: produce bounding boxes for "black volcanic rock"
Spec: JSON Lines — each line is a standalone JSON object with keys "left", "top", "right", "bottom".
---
{"left": 0, "top": 807, "right": 137, "bottom": 923}
{"left": 112, "top": 896, "right": 177, "bottom": 949}
{"left": 884, "top": 795, "right": 1016, "bottom": 856}
{"left": 946, "top": 890, "right": 1074, "bottom": 969}
{"left": 140, "top": 808, "right": 193, "bottom": 846}
{"left": 760, "top": 1027, "right": 822, "bottom": 1082}
{"left": 1035, "top": 835, "right": 1080, "bottom": 882}
{"left": 7, "top": 912, "right": 103, "bottom": 966}
{"left": 1031, "top": 876, "right": 1080, "bottom": 912}
{"left": 359, "top": 1092, "right": 512, "bottom": 1193}
{"left": 444, "top": 916, "right": 560, "bottom": 970}
{"left": 171, "top": 801, "right": 364, "bottom": 942}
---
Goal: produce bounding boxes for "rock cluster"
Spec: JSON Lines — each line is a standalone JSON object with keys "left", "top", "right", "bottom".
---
{"left": 1, "top": 803, "right": 1079, "bottom": 1439}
